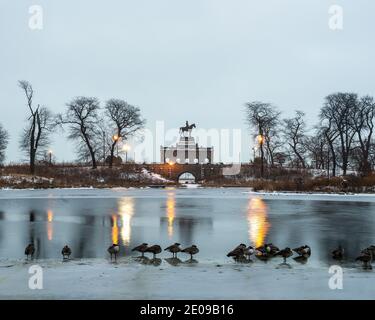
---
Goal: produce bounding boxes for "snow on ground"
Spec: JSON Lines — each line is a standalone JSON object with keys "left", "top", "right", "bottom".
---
{"left": 243, "top": 191, "right": 375, "bottom": 202}
{"left": 141, "top": 168, "right": 171, "bottom": 183}
{"left": 0, "top": 174, "right": 53, "bottom": 185}
{"left": 181, "top": 183, "right": 201, "bottom": 189}
{"left": 0, "top": 258, "right": 373, "bottom": 299}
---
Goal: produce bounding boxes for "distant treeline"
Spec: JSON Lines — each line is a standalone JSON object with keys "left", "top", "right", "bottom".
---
{"left": 1, "top": 81, "right": 375, "bottom": 179}
{"left": 0, "top": 80, "right": 145, "bottom": 175}
{"left": 245, "top": 93, "right": 375, "bottom": 177}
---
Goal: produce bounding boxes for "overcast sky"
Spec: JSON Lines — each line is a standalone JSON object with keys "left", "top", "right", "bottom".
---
{"left": 1, "top": 0, "right": 375, "bottom": 163}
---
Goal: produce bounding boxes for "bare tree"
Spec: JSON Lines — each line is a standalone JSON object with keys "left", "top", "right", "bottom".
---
{"left": 319, "top": 117, "right": 339, "bottom": 177}
{"left": 105, "top": 99, "right": 145, "bottom": 167}
{"left": 305, "top": 129, "right": 328, "bottom": 170}
{"left": 245, "top": 102, "right": 280, "bottom": 177}
{"left": 320, "top": 93, "right": 357, "bottom": 176}
{"left": 0, "top": 123, "right": 9, "bottom": 165}
{"left": 350, "top": 95, "right": 375, "bottom": 174}
{"left": 283, "top": 110, "right": 307, "bottom": 168}
{"left": 57, "top": 97, "right": 101, "bottom": 169}
{"left": 264, "top": 125, "right": 283, "bottom": 167}
{"left": 18, "top": 80, "right": 52, "bottom": 175}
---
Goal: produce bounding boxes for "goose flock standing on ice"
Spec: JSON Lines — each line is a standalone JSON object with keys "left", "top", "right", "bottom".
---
{"left": 22, "top": 242, "right": 374, "bottom": 269}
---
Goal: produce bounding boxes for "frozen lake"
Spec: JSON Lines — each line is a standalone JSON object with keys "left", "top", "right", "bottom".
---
{"left": 1, "top": 188, "right": 375, "bottom": 299}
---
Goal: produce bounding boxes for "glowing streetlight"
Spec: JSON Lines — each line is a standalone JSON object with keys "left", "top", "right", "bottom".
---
{"left": 112, "top": 135, "right": 121, "bottom": 157}
{"left": 256, "top": 135, "right": 264, "bottom": 146}
{"left": 168, "top": 161, "right": 174, "bottom": 178}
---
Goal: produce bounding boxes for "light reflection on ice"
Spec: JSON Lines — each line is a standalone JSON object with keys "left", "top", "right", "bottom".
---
{"left": 119, "top": 197, "right": 134, "bottom": 246}
{"left": 166, "top": 191, "right": 176, "bottom": 238}
{"left": 247, "top": 198, "right": 270, "bottom": 248}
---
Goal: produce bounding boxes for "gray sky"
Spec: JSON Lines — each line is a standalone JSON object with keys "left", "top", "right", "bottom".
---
{"left": 1, "top": 0, "right": 375, "bottom": 163}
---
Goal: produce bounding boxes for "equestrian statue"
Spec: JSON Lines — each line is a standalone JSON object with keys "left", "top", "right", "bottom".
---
{"left": 179, "top": 121, "right": 196, "bottom": 137}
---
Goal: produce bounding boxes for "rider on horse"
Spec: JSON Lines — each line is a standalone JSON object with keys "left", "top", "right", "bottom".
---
{"left": 180, "top": 121, "right": 196, "bottom": 136}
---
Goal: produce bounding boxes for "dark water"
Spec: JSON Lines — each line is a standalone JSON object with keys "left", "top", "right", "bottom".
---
{"left": 0, "top": 188, "right": 375, "bottom": 267}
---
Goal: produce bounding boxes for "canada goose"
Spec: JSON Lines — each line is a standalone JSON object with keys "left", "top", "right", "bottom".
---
{"left": 244, "top": 246, "right": 255, "bottom": 259}
{"left": 145, "top": 245, "right": 162, "bottom": 258}
{"left": 255, "top": 243, "right": 276, "bottom": 260}
{"left": 275, "top": 247, "right": 293, "bottom": 263}
{"left": 356, "top": 251, "right": 373, "bottom": 270}
{"left": 25, "top": 243, "right": 35, "bottom": 260}
{"left": 132, "top": 243, "right": 149, "bottom": 257}
{"left": 265, "top": 243, "right": 280, "bottom": 255}
{"left": 227, "top": 244, "right": 246, "bottom": 259}
{"left": 235, "top": 243, "right": 247, "bottom": 250}
{"left": 332, "top": 246, "right": 344, "bottom": 260}
{"left": 61, "top": 245, "right": 72, "bottom": 260}
{"left": 108, "top": 243, "right": 120, "bottom": 261}
{"left": 256, "top": 245, "right": 266, "bottom": 253}
{"left": 256, "top": 243, "right": 278, "bottom": 256}
{"left": 362, "top": 245, "right": 375, "bottom": 257}
{"left": 293, "top": 245, "right": 311, "bottom": 257}
{"left": 164, "top": 243, "right": 181, "bottom": 258}
{"left": 181, "top": 245, "right": 199, "bottom": 259}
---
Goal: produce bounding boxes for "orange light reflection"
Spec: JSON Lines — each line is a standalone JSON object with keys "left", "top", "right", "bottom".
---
{"left": 47, "top": 210, "right": 53, "bottom": 241}
{"left": 112, "top": 215, "right": 119, "bottom": 245}
{"left": 247, "top": 198, "right": 270, "bottom": 248}
{"left": 166, "top": 192, "right": 175, "bottom": 238}
{"left": 119, "top": 197, "right": 134, "bottom": 246}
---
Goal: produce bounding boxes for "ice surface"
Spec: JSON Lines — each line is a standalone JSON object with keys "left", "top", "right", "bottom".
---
{"left": 0, "top": 257, "right": 373, "bottom": 299}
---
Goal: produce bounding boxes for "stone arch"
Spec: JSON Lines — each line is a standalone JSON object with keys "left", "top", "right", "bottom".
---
{"left": 177, "top": 171, "right": 197, "bottom": 184}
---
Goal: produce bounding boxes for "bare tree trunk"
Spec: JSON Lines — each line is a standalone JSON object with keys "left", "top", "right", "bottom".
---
{"left": 82, "top": 133, "right": 97, "bottom": 169}
{"left": 292, "top": 146, "right": 306, "bottom": 169}
{"left": 29, "top": 117, "right": 36, "bottom": 175}
{"left": 260, "top": 142, "right": 264, "bottom": 178}
{"left": 342, "top": 155, "right": 348, "bottom": 175}
{"left": 328, "top": 141, "right": 336, "bottom": 177}
{"left": 30, "top": 149, "right": 36, "bottom": 175}
{"left": 109, "top": 142, "right": 116, "bottom": 168}
{"left": 89, "top": 145, "right": 97, "bottom": 169}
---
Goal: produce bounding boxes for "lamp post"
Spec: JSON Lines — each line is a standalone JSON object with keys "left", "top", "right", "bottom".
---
{"left": 48, "top": 150, "right": 53, "bottom": 165}
{"left": 122, "top": 144, "right": 131, "bottom": 163}
{"left": 168, "top": 161, "right": 174, "bottom": 179}
{"left": 112, "top": 135, "right": 120, "bottom": 158}
{"left": 256, "top": 134, "right": 264, "bottom": 177}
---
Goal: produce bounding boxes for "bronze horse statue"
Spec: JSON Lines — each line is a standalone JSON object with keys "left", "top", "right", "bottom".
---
{"left": 179, "top": 123, "right": 196, "bottom": 136}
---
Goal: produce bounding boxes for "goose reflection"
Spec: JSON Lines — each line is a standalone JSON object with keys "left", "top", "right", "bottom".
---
{"left": 134, "top": 256, "right": 162, "bottom": 266}
{"left": 164, "top": 257, "right": 182, "bottom": 266}
{"left": 136, "top": 256, "right": 150, "bottom": 264}
{"left": 247, "top": 198, "right": 270, "bottom": 248}
{"left": 293, "top": 255, "right": 309, "bottom": 264}
{"left": 183, "top": 258, "right": 198, "bottom": 264}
